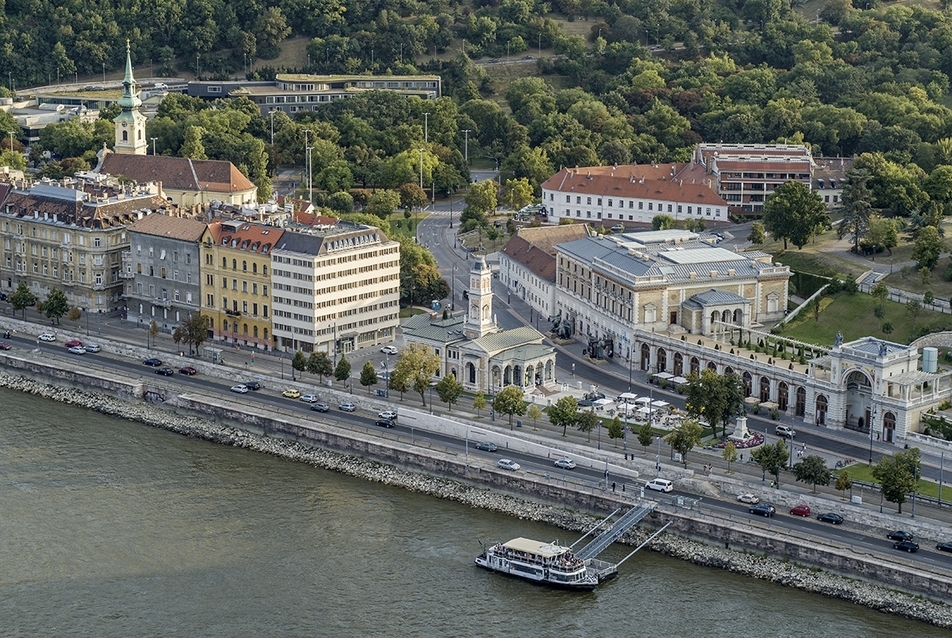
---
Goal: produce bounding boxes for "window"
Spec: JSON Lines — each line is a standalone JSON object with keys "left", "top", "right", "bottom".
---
{"left": 94, "top": 237, "right": 101, "bottom": 247}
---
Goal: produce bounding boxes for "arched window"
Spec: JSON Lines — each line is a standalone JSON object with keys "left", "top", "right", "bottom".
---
{"left": 742, "top": 372, "right": 752, "bottom": 397}
{"left": 223, "top": 320, "right": 229, "bottom": 332}
{"left": 242, "top": 261, "right": 247, "bottom": 272}
{"left": 253, "top": 326, "right": 259, "bottom": 338}
{"left": 122, "top": 131, "right": 128, "bottom": 142}
{"left": 760, "top": 376, "right": 771, "bottom": 402}
{"left": 778, "top": 382, "right": 789, "bottom": 412}
{"left": 641, "top": 343, "right": 651, "bottom": 371}
{"left": 656, "top": 348, "right": 667, "bottom": 372}
{"left": 816, "top": 394, "right": 828, "bottom": 425}
{"left": 242, "top": 323, "right": 248, "bottom": 335}
{"left": 883, "top": 412, "right": 896, "bottom": 443}
{"left": 253, "top": 263, "right": 258, "bottom": 274}
{"left": 232, "top": 259, "right": 238, "bottom": 270}
{"left": 673, "top": 352, "right": 683, "bottom": 376}
{"left": 795, "top": 387, "right": 806, "bottom": 417}
{"left": 468, "top": 362, "right": 476, "bottom": 384}
{"left": 690, "top": 356, "right": 699, "bottom": 375}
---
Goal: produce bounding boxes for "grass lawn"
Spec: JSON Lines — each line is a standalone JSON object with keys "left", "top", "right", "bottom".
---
{"left": 782, "top": 291, "right": 952, "bottom": 346}
{"left": 840, "top": 463, "right": 945, "bottom": 502}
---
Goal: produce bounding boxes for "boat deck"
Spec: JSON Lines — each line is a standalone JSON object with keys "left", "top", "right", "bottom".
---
{"left": 586, "top": 558, "right": 618, "bottom": 582}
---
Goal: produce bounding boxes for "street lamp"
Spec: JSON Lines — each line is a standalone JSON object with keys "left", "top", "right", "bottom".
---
{"left": 429, "top": 384, "right": 434, "bottom": 415}
{"left": 150, "top": 137, "right": 158, "bottom": 156}
{"left": 303, "top": 128, "right": 311, "bottom": 199}
{"left": 418, "top": 148, "right": 424, "bottom": 190}
{"left": 423, "top": 112, "right": 429, "bottom": 143}
{"left": 382, "top": 358, "right": 390, "bottom": 397}
{"left": 462, "top": 129, "right": 471, "bottom": 165}
{"left": 452, "top": 263, "right": 457, "bottom": 311}
{"left": 628, "top": 349, "right": 633, "bottom": 392}
{"left": 270, "top": 110, "right": 276, "bottom": 146}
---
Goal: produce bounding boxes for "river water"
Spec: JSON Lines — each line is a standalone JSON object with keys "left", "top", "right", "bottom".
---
{"left": 0, "top": 388, "right": 944, "bottom": 637}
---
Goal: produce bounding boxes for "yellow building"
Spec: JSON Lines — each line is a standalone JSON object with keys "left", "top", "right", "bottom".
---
{"left": 200, "top": 220, "right": 283, "bottom": 350}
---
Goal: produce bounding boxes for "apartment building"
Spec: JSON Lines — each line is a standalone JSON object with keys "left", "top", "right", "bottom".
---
{"left": 270, "top": 225, "right": 400, "bottom": 357}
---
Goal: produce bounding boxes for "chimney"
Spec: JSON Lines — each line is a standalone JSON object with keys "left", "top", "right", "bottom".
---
{"left": 689, "top": 272, "right": 696, "bottom": 279}
{"left": 710, "top": 270, "right": 717, "bottom": 278}
{"left": 728, "top": 268, "right": 735, "bottom": 276}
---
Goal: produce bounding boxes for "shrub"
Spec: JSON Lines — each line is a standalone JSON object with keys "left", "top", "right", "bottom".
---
{"left": 770, "top": 408, "right": 779, "bottom": 420}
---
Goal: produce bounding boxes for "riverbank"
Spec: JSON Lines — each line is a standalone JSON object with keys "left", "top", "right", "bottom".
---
{"left": 3, "top": 369, "right": 951, "bottom": 628}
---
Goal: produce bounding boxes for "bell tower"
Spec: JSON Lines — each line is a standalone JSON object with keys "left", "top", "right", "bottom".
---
{"left": 113, "top": 40, "right": 148, "bottom": 155}
{"left": 463, "top": 255, "right": 496, "bottom": 339}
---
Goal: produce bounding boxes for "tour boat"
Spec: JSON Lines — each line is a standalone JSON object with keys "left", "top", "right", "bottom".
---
{"left": 474, "top": 537, "right": 603, "bottom": 590}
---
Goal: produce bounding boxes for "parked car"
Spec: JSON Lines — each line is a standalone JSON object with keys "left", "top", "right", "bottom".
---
{"left": 243, "top": 381, "right": 261, "bottom": 391}
{"left": 887, "top": 530, "right": 914, "bottom": 542}
{"left": 936, "top": 542, "right": 952, "bottom": 553}
{"left": 155, "top": 367, "right": 175, "bottom": 376}
{"left": 339, "top": 402, "right": 357, "bottom": 412}
{"left": 380, "top": 345, "right": 398, "bottom": 355}
{"left": 737, "top": 493, "right": 760, "bottom": 504}
{"left": 474, "top": 441, "right": 497, "bottom": 452}
{"left": 310, "top": 402, "right": 329, "bottom": 412}
{"left": 64, "top": 339, "right": 83, "bottom": 348}
{"left": 893, "top": 540, "right": 919, "bottom": 553}
{"left": 300, "top": 394, "right": 320, "bottom": 403}
{"left": 375, "top": 419, "right": 396, "bottom": 428}
{"left": 522, "top": 55, "right": 533, "bottom": 60}
{"left": 554, "top": 458, "right": 576, "bottom": 470}
{"left": 38, "top": 333, "right": 56, "bottom": 342}
{"left": 775, "top": 425, "right": 796, "bottom": 438}
{"left": 84, "top": 344, "right": 102, "bottom": 353}
{"left": 68, "top": 346, "right": 86, "bottom": 355}
{"left": 178, "top": 366, "right": 198, "bottom": 376}
{"left": 789, "top": 504, "right": 811, "bottom": 517}
{"left": 817, "top": 512, "right": 844, "bottom": 525}
{"left": 497, "top": 459, "right": 520, "bottom": 471}
{"left": 749, "top": 503, "right": 776, "bottom": 517}
{"left": 143, "top": 358, "right": 162, "bottom": 367}
{"left": 282, "top": 388, "right": 301, "bottom": 399}
{"left": 645, "top": 478, "right": 673, "bottom": 493}
{"left": 0, "top": 343, "right": 12, "bottom": 350}
{"left": 230, "top": 384, "right": 249, "bottom": 394}
{"left": 610, "top": 224, "right": 625, "bottom": 232}
{"left": 378, "top": 410, "right": 397, "bottom": 420}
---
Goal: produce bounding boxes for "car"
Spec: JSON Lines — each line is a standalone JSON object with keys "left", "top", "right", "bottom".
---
{"left": 378, "top": 410, "right": 397, "bottom": 420}
{"left": 310, "top": 402, "right": 330, "bottom": 412}
{"left": 775, "top": 425, "right": 796, "bottom": 438}
{"left": 282, "top": 388, "right": 301, "bottom": 399}
{"left": 474, "top": 441, "right": 497, "bottom": 452}
{"left": 38, "top": 333, "right": 56, "bottom": 342}
{"left": 737, "top": 493, "right": 760, "bottom": 504}
{"left": 610, "top": 224, "right": 625, "bottom": 232}
{"left": 230, "top": 384, "right": 249, "bottom": 394}
{"left": 339, "top": 402, "right": 357, "bottom": 412}
{"left": 497, "top": 459, "right": 520, "bottom": 471}
{"left": 155, "top": 367, "right": 175, "bottom": 376}
{"left": 68, "top": 346, "right": 86, "bottom": 355}
{"left": 936, "top": 542, "right": 952, "bottom": 553}
{"left": 893, "top": 540, "right": 920, "bottom": 553}
{"left": 84, "top": 344, "right": 102, "bottom": 353}
{"left": 645, "top": 478, "right": 673, "bottom": 493}
{"left": 0, "top": 343, "right": 11, "bottom": 350}
{"left": 489, "top": 58, "right": 500, "bottom": 63}
{"left": 817, "top": 512, "right": 844, "bottom": 525}
{"left": 300, "top": 394, "right": 320, "bottom": 403}
{"left": 790, "top": 504, "right": 811, "bottom": 517}
{"left": 64, "top": 339, "right": 83, "bottom": 348}
{"left": 243, "top": 381, "right": 261, "bottom": 391}
{"left": 554, "top": 458, "right": 576, "bottom": 470}
{"left": 749, "top": 503, "right": 776, "bottom": 517}
{"left": 375, "top": 419, "right": 396, "bottom": 428}
{"left": 522, "top": 55, "right": 533, "bottom": 60}
{"left": 178, "top": 366, "right": 198, "bottom": 376}
{"left": 143, "top": 358, "right": 162, "bottom": 367}
{"left": 887, "top": 531, "right": 914, "bottom": 542}
{"left": 577, "top": 398, "right": 595, "bottom": 407}
{"left": 380, "top": 345, "right": 398, "bottom": 355}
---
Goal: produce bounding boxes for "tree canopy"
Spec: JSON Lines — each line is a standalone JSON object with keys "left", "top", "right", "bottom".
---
{"left": 762, "top": 181, "right": 828, "bottom": 250}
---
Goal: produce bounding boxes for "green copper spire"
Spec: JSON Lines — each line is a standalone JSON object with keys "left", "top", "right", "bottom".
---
{"left": 117, "top": 39, "right": 141, "bottom": 111}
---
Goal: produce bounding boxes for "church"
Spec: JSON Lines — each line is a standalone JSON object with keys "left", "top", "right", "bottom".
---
{"left": 401, "top": 256, "right": 557, "bottom": 395}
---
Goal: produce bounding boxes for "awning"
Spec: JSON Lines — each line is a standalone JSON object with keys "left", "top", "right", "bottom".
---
{"left": 671, "top": 376, "right": 689, "bottom": 385}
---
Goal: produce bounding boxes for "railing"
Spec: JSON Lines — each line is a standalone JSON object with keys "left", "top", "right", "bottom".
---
{"left": 852, "top": 479, "right": 950, "bottom": 511}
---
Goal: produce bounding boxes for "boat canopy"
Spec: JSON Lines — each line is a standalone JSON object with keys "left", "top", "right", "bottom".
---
{"left": 503, "top": 537, "right": 568, "bottom": 558}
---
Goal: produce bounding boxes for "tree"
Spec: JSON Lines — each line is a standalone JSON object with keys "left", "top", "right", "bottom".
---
{"left": 912, "top": 225, "right": 944, "bottom": 271}
{"left": 10, "top": 282, "right": 35, "bottom": 318}
{"left": 43, "top": 288, "right": 69, "bottom": 325}
{"left": 871, "top": 281, "right": 888, "bottom": 310}
{"left": 527, "top": 404, "right": 542, "bottom": 427}
{"left": 747, "top": 222, "right": 766, "bottom": 244}
{"left": 307, "top": 351, "right": 333, "bottom": 383}
{"left": 435, "top": 373, "right": 464, "bottom": 411}
{"left": 862, "top": 215, "right": 898, "bottom": 256}
{"left": 493, "top": 385, "right": 527, "bottom": 430}
{"left": 465, "top": 179, "right": 498, "bottom": 216}
{"left": 607, "top": 415, "right": 624, "bottom": 446}
{"left": 762, "top": 181, "right": 828, "bottom": 250}
{"left": 292, "top": 350, "right": 307, "bottom": 378}
{"left": 838, "top": 168, "right": 873, "bottom": 254}
{"left": 181, "top": 313, "right": 212, "bottom": 354}
{"left": 334, "top": 354, "right": 351, "bottom": 383}
{"left": 548, "top": 395, "right": 579, "bottom": 437}
{"left": 359, "top": 361, "right": 378, "bottom": 393}
{"left": 473, "top": 392, "right": 487, "bottom": 417}
{"left": 835, "top": 470, "right": 852, "bottom": 495}
{"left": 722, "top": 441, "right": 738, "bottom": 473}
{"left": 149, "top": 320, "right": 159, "bottom": 348}
{"left": 872, "top": 448, "right": 920, "bottom": 514}
{"left": 652, "top": 214, "right": 677, "bottom": 230}
{"left": 792, "top": 455, "right": 833, "bottom": 492}
{"left": 664, "top": 419, "right": 703, "bottom": 468}
{"left": 906, "top": 299, "right": 922, "bottom": 329}
{"left": 576, "top": 409, "right": 600, "bottom": 441}
{"left": 365, "top": 190, "right": 401, "bottom": 219}
{"left": 637, "top": 421, "right": 653, "bottom": 454}
{"left": 391, "top": 343, "right": 440, "bottom": 406}
{"left": 684, "top": 369, "right": 743, "bottom": 438}
{"left": 751, "top": 440, "right": 789, "bottom": 487}
{"left": 397, "top": 182, "right": 428, "bottom": 212}
{"left": 502, "top": 177, "right": 533, "bottom": 211}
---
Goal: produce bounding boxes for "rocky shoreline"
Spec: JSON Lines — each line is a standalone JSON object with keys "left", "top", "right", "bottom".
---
{"left": 5, "top": 371, "right": 952, "bottom": 628}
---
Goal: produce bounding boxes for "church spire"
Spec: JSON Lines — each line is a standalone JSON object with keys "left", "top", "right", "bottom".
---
{"left": 117, "top": 39, "right": 141, "bottom": 112}
{"left": 112, "top": 39, "right": 147, "bottom": 155}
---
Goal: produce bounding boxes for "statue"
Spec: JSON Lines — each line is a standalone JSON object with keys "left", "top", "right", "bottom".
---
{"left": 879, "top": 340, "right": 888, "bottom": 357}
{"left": 554, "top": 318, "right": 574, "bottom": 340}
{"left": 834, "top": 332, "right": 843, "bottom": 348}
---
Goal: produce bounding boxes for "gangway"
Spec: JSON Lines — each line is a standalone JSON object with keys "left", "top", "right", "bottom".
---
{"left": 575, "top": 503, "right": 654, "bottom": 561}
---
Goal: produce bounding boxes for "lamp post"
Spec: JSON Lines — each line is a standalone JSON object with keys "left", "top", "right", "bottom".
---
{"left": 461, "top": 129, "right": 471, "bottom": 164}
{"left": 270, "top": 110, "right": 276, "bottom": 146}
{"left": 382, "top": 358, "right": 389, "bottom": 397}
{"left": 452, "top": 263, "right": 457, "bottom": 311}
{"left": 303, "top": 128, "right": 311, "bottom": 199}
{"left": 763, "top": 428, "right": 767, "bottom": 482}
{"left": 150, "top": 137, "right": 157, "bottom": 156}
{"left": 102, "top": 62, "right": 105, "bottom": 83}
{"left": 597, "top": 409, "right": 601, "bottom": 450}
{"left": 429, "top": 384, "right": 434, "bottom": 415}
{"left": 307, "top": 146, "right": 314, "bottom": 203}
{"left": 449, "top": 197, "right": 454, "bottom": 229}
{"left": 418, "top": 148, "right": 424, "bottom": 190}
{"left": 628, "top": 349, "right": 633, "bottom": 392}
{"left": 868, "top": 407, "right": 876, "bottom": 463}
{"left": 423, "top": 112, "right": 429, "bottom": 143}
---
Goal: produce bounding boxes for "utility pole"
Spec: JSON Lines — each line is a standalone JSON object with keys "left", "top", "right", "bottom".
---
{"left": 304, "top": 129, "right": 311, "bottom": 200}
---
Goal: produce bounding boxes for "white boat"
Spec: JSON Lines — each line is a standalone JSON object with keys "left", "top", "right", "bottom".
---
{"left": 474, "top": 537, "right": 601, "bottom": 590}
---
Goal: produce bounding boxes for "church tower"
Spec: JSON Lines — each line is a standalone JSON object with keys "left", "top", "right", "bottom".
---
{"left": 113, "top": 40, "right": 148, "bottom": 155}
{"left": 463, "top": 255, "right": 497, "bottom": 339}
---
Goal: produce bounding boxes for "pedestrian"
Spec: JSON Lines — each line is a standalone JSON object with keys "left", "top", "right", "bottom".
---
{"left": 740, "top": 453, "right": 743, "bottom": 463}
{"left": 622, "top": 483, "right": 625, "bottom": 493}
{"left": 611, "top": 481, "right": 616, "bottom": 492}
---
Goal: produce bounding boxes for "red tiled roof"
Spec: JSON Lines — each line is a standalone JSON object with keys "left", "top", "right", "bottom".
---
{"left": 542, "top": 167, "right": 726, "bottom": 206}
{"left": 100, "top": 154, "right": 255, "bottom": 193}
{"left": 206, "top": 220, "right": 283, "bottom": 254}
{"left": 502, "top": 234, "right": 558, "bottom": 282}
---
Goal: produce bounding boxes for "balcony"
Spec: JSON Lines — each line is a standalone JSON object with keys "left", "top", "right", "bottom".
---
{"left": 225, "top": 309, "right": 241, "bottom": 317}
{"left": 92, "top": 283, "right": 105, "bottom": 291}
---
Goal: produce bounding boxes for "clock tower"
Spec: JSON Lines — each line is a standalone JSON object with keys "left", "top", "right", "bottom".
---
{"left": 113, "top": 40, "right": 148, "bottom": 155}
{"left": 463, "top": 255, "right": 496, "bottom": 339}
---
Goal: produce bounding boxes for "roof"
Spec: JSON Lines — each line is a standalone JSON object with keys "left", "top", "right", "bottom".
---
{"left": 206, "top": 220, "right": 283, "bottom": 254}
{"left": 843, "top": 337, "right": 909, "bottom": 357}
{"left": 1, "top": 185, "right": 174, "bottom": 228}
{"left": 471, "top": 326, "right": 546, "bottom": 353}
{"left": 99, "top": 153, "right": 255, "bottom": 194}
{"left": 501, "top": 235, "right": 558, "bottom": 282}
{"left": 402, "top": 313, "right": 467, "bottom": 344}
{"left": 658, "top": 247, "right": 749, "bottom": 265}
{"left": 541, "top": 167, "right": 726, "bottom": 206}
{"left": 502, "top": 538, "right": 567, "bottom": 558}
{"left": 127, "top": 213, "right": 207, "bottom": 242}
{"left": 511, "top": 224, "right": 590, "bottom": 253}
{"left": 684, "top": 289, "right": 751, "bottom": 308}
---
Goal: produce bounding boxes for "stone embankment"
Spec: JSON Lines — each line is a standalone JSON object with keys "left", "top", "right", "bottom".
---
{"left": 3, "top": 370, "right": 952, "bottom": 628}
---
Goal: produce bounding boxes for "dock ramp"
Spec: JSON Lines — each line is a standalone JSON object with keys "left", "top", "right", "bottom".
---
{"left": 575, "top": 503, "right": 654, "bottom": 561}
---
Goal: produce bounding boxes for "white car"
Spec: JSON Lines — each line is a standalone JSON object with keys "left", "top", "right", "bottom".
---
{"left": 67, "top": 346, "right": 86, "bottom": 355}
{"left": 553, "top": 458, "right": 576, "bottom": 470}
{"left": 380, "top": 345, "right": 398, "bottom": 355}
{"left": 645, "top": 478, "right": 673, "bottom": 493}
{"left": 38, "top": 333, "right": 56, "bottom": 341}
{"left": 775, "top": 425, "right": 796, "bottom": 438}
{"left": 737, "top": 493, "right": 760, "bottom": 504}
{"left": 497, "top": 459, "right": 521, "bottom": 471}
{"left": 339, "top": 402, "right": 357, "bottom": 412}
{"left": 230, "top": 384, "right": 249, "bottom": 394}
{"left": 84, "top": 344, "right": 102, "bottom": 353}
{"left": 300, "top": 394, "right": 320, "bottom": 403}
{"left": 378, "top": 410, "right": 397, "bottom": 420}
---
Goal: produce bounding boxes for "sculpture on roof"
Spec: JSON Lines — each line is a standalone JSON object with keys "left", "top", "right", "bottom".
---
{"left": 834, "top": 331, "right": 843, "bottom": 348}
{"left": 879, "top": 340, "right": 888, "bottom": 357}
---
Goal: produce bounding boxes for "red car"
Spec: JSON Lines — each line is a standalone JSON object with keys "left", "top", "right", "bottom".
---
{"left": 178, "top": 366, "right": 198, "bottom": 376}
{"left": 790, "top": 504, "right": 811, "bottom": 517}
{"left": 65, "top": 339, "right": 83, "bottom": 348}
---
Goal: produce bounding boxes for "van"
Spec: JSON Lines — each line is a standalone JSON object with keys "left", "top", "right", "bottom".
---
{"left": 645, "top": 478, "right": 673, "bottom": 493}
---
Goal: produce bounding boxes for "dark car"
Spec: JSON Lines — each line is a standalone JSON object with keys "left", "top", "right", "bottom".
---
{"left": 474, "top": 441, "right": 498, "bottom": 452}
{"left": 155, "top": 367, "right": 174, "bottom": 376}
{"left": 244, "top": 381, "right": 261, "bottom": 391}
{"left": 310, "top": 402, "right": 329, "bottom": 413}
{"left": 375, "top": 419, "right": 396, "bottom": 428}
{"left": 789, "top": 504, "right": 811, "bottom": 517}
{"left": 0, "top": 343, "right": 11, "bottom": 351}
{"left": 893, "top": 540, "right": 919, "bottom": 553}
{"left": 143, "top": 358, "right": 162, "bottom": 367}
{"left": 65, "top": 339, "right": 83, "bottom": 348}
{"left": 178, "top": 366, "right": 198, "bottom": 376}
{"left": 749, "top": 503, "right": 776, "bottom": 517}
{"left": 817, "top": 512, "right": 844, "bottom": 525}
{"left": 887, "top": 531, "right": 914, "bottom": 542}
{"left": 936, "top": 542, "right": 952, "bottom": 553}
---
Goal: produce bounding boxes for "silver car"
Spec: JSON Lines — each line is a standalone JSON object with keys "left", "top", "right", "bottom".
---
{"left": 497, "top": 459, "right": 521, "bottom": 471}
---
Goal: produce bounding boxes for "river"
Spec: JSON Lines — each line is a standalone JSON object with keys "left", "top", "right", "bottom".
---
{"left": 0, "top": 388, "right": 943, "bottom": 637}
